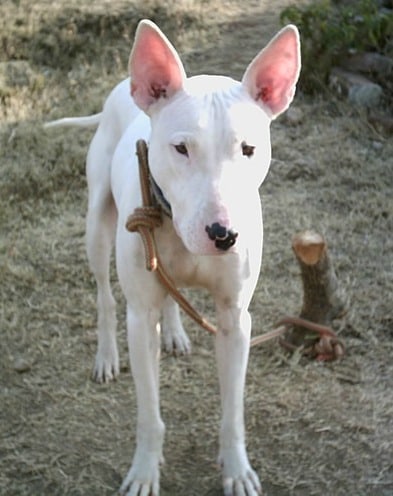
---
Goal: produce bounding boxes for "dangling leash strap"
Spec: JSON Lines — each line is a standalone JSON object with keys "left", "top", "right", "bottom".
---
{"left": 125, "top": 140, "right": 344, "bottom": 360}
{"left": 126, "top": 140, "right": 217, "bottom": 335}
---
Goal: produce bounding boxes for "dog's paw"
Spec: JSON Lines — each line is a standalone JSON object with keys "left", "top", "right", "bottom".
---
{"left": 161, "top": 323, "right": 191, "bottom": 355}
{"left": 219, "top": 447, "right": 262, "bottom": 496}
{"left": 119, "top": 450, "right": 162, "bottom": 496}
{"left": 92, "top": 343, "right": 119, "bottom": 383}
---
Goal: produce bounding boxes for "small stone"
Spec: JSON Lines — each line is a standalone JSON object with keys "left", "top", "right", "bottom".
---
{"left": 372, "top": 141, "right": 383, "bottom": 150}
{"left": 348, "top": 83, "right": 383, "bottom": 108}
{"left": 341, "top": 52, "right": 393, "bottom": 78}
{"left": 13, "top": 357, "right": 32, "bottom": 373}
{"left": 285, "top": 106, "right": 303, "bottom": 126}
{"left": 329, "top": 67, "right": 383, "bottom": 108}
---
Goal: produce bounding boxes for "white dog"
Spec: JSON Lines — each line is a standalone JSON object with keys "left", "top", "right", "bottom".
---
{"left": 46, "top": 19, "right": 300, "bottom": 496}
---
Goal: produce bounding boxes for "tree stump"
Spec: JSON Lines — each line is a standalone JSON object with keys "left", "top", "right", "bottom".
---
{"left": 285, "top": 230, "right": 348, "bottom": 351}
{"left": 250, "top": 230, "right": 347, "bottom": 359}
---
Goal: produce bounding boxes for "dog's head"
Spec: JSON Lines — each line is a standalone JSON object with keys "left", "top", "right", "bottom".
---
{"left": 129, "top": 20, "right": 300, "bottom": 255}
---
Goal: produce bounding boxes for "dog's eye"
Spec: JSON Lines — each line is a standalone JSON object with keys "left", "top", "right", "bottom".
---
{"left": 174, "top": 143, "right": 188, "bottom": 157}
{"left": 241, "top": 142, "right": 255, "bottom": 158}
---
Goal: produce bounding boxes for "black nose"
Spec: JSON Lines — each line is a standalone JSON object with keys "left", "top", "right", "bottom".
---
{"left": 205, "top": 222, "right": 238, "bottom": 251}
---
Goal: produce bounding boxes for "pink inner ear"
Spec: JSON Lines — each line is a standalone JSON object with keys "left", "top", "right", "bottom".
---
{"left": 129, "top": 21, "right": 185, "bottom": 112}
{"left": 255, "top": 70, "right": 295, "bottom": 111}
{"left": 257, "top": 84, "right": 272, "bottom": 103}
{"left": 242, "top": 26, "right": 300, "bottom": 118}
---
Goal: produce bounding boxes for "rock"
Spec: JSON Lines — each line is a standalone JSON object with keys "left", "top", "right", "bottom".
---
{"left": 284, "top": 106, "right": 304, "bottom": 126}
{"left": 372, "top": 141, "right": 383, "bottom": 150}
{"left": 329, "top": 67, "right": 383, "bottom": 108}
{"left": 341, "top": 52, "right": 393, "bottom": 79}
{"left": 348, "top": 83, "right": 383, "bottom": 107}
{"left": 13, "top": 357, "right": 32, "bottom": 373}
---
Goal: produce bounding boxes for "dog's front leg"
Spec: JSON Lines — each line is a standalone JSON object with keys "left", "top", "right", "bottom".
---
{"left": 215, "top": 306, "right": 262, "bottom": 496}
{"left": 120, "top": 304, "right": 165, "bottom": 496}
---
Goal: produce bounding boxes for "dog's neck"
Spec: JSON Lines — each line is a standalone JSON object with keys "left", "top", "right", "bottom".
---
{"left": 150, "top": 174, "right": 172, "bottom": 218}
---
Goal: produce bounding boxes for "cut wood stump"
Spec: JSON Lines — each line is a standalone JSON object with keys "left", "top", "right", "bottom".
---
{"left": 281, "top": 230, "right": 347, "bottom": 359}
{"left": 250, "top": 230, "right": 347, "bottom": 360}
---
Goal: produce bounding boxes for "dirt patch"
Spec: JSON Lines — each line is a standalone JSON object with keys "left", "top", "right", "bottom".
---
{"left": 1, "top": 1, "right": 392, "bottom": 495}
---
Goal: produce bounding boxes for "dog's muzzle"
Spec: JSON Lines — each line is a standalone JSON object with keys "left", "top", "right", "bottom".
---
{"left": 205, "top": 222, "right": 238, "bottom": 251}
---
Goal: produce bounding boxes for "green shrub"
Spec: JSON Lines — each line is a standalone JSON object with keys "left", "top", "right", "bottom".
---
{"left": 280, "top": 0, "right": 393, "bottom": 93}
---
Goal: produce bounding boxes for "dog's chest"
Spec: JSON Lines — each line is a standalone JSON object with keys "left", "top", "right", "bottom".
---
{"left": 155, "top": 219, "right": 216, "bottom": 289}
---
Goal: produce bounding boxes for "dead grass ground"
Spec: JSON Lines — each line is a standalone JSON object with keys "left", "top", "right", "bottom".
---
{"left": 1, "top": 1, "right": 392, "bottom": 495}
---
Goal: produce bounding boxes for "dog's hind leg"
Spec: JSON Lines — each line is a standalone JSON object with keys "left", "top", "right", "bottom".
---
{"left": 86, "top": 131, "right": 119, "bottom": 383}
{"left": 161, "top": 295, "right": 191, "bottom": 355}
{"left": 87, "top": 194, "right": 118, "bottom": 383}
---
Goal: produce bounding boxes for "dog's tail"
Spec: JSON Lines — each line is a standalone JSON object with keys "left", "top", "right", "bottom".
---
{"left": 44, "top": 112, "right": 102, "bottom": 129}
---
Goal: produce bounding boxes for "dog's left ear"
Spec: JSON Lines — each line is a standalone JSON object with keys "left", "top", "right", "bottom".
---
{"left": 129, "top": 20, "right": 187, "bottom": 113}
{"left": 242, "top": 25, "right": 301, "bottom": 119}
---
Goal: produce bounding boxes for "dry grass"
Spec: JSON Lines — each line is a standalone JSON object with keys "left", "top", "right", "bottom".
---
{"left": 1, "top": 1, "right": 392, "bottom": 495}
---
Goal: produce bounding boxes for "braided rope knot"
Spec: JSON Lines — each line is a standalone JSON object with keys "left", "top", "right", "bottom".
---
{"left": 126, "top": 206, "right": 163, "bottom": 271}
{"left": 126, "top": 206, "right": 163, "bottom": 231}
